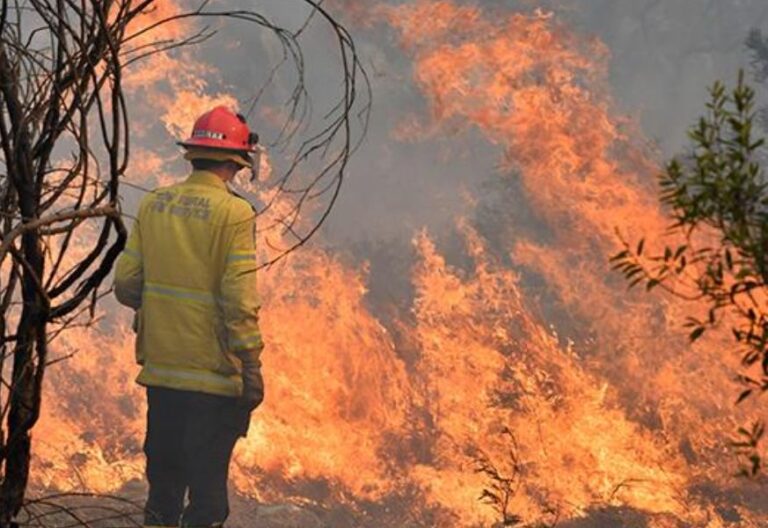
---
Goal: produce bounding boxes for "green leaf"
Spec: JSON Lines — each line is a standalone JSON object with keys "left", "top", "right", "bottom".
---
{"left": 736, "top": 389, "right": 753, "bottom": 404}
{"left": 738, "top": 427, "right": 751, "bottom": 437}
{"left": 609, "top": 250, "right": 630, "bottom": 262}
{"left": 690, "top": 326, "right": 706, "bottom": 342}
{"left": 755, "top": 422, "right": 766, "bottom": 440}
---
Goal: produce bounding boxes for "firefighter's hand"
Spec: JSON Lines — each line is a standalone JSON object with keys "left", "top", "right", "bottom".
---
{"left": 237, "top": 346, "right": 264, "bottom": 411}
{"left": 239, "top": 369, "right": 264, "bottom": 411}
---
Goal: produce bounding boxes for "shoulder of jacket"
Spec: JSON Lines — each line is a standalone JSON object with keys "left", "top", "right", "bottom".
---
{"left": 142, "top": 184, "right": 177, "bottom": 200}
{"left": 226, "top": 190, "right": 258, "bottom": 216}
{"left": 137, "top": 185, "right": 171, "bottom": 210}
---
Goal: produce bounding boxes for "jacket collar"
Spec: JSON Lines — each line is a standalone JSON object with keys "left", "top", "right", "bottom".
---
{"left": 186, "top": 170, "right": 227, "bottom": 190}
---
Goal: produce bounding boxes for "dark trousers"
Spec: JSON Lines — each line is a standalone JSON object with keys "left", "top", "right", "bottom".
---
{"left": 143, "top": 386, "right": 250, "bottom": 527}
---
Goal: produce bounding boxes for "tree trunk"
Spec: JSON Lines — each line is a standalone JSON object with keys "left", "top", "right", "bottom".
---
{"left": 0, "top": 230, "right": 47, "bottom": 527}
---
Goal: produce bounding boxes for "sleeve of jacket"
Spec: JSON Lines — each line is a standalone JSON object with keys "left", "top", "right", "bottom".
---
{"left": 220, "top": 199, "right": 263, "bottom": 361}
{"left": 114, "top": 214, "right": 144, "bottom": 310}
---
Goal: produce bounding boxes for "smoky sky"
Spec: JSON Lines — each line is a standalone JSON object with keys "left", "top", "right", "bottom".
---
{"left": 564, "top": 0, "right": 768, "bottom": 153}
{"left": 165, "top": 1, "right": 768, "bottom": 245}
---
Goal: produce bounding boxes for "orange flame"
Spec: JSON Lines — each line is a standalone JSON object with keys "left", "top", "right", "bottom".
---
{"left": 31, "top": 1, "right": 768, "bottom": 526}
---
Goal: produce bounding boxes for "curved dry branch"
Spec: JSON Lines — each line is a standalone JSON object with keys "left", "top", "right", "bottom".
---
{"left": 118, "top": 0, "right": 372, "bottom": 268}
{"left": 18, "top": 492, "right": 144, "bottom": 527}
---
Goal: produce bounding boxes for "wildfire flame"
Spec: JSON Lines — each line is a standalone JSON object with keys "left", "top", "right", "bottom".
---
{"left": 32, "top": 1, "right": 768, "bottom": 526}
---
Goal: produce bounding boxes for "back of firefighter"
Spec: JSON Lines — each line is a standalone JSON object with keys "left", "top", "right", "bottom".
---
{"left": 114, "top": 106, "right": 264, "bottom": 528}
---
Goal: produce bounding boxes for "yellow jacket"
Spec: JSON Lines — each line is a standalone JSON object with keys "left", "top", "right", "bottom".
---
{"left": 114, "top": 170, "right": 263, "bottom": 397}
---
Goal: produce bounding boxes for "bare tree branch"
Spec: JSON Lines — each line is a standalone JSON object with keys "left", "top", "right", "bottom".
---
{"left": 0, "top": 1, "right": 369, "bottom": 523}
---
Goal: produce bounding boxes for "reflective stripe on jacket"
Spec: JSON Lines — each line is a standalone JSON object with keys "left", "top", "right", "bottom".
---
{"left": 114, "top": 170, "right": 262, "bottom": 397}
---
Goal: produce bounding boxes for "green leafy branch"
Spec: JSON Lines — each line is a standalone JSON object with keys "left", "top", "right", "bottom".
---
{"left": 612, "top": 71, "right": 768, "bottom": 405}
{"left": 611, "top": 71, "right": 768, "bottom": 476}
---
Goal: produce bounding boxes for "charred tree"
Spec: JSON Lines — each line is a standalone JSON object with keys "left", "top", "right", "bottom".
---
{"left": 0, "top": 1, "right": 132, "bottom": 521}
{"left": 0, "top": 1, "right": 368, "bottom": 525}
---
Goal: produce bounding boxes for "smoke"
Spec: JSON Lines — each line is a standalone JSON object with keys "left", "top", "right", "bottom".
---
{"left": 107, "top": 0, "right": 768, "bottom": 245}
{"left": 559, "top": 0, "right": 768, "bottom": 155}
{"left": 115, "top": 0, "right": 768, "bottom": 245}
{"left": 30, "top": 1, "right": 768, "bottom": 526}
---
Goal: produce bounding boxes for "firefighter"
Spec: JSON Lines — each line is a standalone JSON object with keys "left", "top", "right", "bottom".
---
{"left": 114, "top": 106, "right": 264, "bottom": 528}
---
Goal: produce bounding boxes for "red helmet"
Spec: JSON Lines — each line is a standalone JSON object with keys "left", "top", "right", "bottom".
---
{"left": 178, "top": 106, "right": 259, "bottom": 153}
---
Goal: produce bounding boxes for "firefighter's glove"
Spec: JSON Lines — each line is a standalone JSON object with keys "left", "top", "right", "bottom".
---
{"left": 132, "top": 310, "right": 140, "bottom": 333}
{"left": 239, "top": 357, "right": 264, "bottom": 412}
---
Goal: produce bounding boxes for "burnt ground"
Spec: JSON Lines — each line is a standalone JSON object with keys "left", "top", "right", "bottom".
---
{"left": 21, "top": 479, "right": 763, "bottom": 527}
